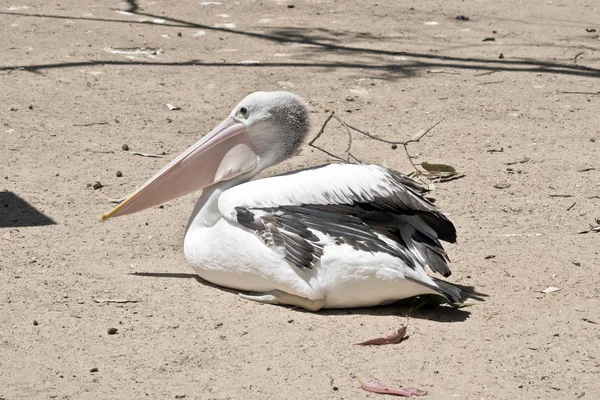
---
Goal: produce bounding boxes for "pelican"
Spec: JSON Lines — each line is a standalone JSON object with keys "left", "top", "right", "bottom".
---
{"left": 102, "top": 91, "right": 461, "bottom": 311}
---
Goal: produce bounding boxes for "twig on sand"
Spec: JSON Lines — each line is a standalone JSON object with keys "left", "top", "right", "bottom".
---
{"left": 573, "top": 51, "right": 591, "bottom": 65}
{"left": 310, "top": 113, "right": 465, "bottom": 188}
{"left": 73, "top": 122, "right": 110, "bottom": 127}
{"left": 474, "top": 70, "right": 500, "bottom": 76}
{"left": 310, "top": 112, "right": 443, "bottom": 175}
{"left": 131, "top": 151, "right": 166, "bottom": 158}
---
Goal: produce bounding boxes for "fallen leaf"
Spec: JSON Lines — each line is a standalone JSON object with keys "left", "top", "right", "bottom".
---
{"left": 360, "top": 381, "right": 427, "bottom": 397}
{"left": 131, "top": 151, "right": 165, "bottom": 158}
{"left": 356, "top": 326, "right": 408, "bottom": 346}
{"left": 541, "top": 287, "right": 560, "bottom": 294}
{"left": 94, "top": 298, "right": 139, "bottom": 304}
{"left": 421, "top": 162, "right": 456, "bottom": 173}
{"left": 505, "top": 157, "right": 530, "bottom": 165}
{"left": 166, "top": 103, "right": 181, "bottom": 111}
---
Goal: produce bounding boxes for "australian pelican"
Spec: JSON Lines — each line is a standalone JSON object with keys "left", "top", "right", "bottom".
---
{"left": 102, "top": 91, "right": 461, "bottom": 310}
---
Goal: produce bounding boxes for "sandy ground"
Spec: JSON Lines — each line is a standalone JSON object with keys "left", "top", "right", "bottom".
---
{"left": 2, "top": 0, "right": 600, "bottom": 399}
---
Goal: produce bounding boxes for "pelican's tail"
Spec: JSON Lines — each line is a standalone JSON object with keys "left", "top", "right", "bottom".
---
{"left": 432, "top": 278, "right": 462, "bottom": 303}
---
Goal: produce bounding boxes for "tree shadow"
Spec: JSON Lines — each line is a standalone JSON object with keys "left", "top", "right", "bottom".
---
{"left": 1, "top": 0, "right": 599, "bottom": 78}
{"left": 0, "top": 191, "right": 55, "bottom": 228}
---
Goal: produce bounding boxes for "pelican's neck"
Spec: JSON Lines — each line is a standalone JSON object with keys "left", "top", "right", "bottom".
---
{"left": 186, "top": 185, "right": 225, "bottom": 232}
{"left": 185, "top": 170, "right": 257, "bottom": 232}
{"left": 185, "top": 156, "right": 280, "bottom": 233}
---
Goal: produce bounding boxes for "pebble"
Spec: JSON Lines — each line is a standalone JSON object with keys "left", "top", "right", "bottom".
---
{"left": 92, "top": 181, "right": 103, "bottom": 190}
{"left": 33, "top": 320, "right": 39, "bottom": 326}
{"left": 90, "top": 367, "right": 99, "bottom": 372}
{"left": 116, "top": 171, "right": 123, "bottom": 177}
{"left": 107, "top": 327, "right": 119, "bottom": 335}
{"left": 122, "top": 144, "right": 129, "bottom": 151}
{"left": 456, "top": 15, "right": 470, "bottom": 21}
{"left": 391, "top": 144, "right": 398, "bottom": 150}
{"left": 499, "top": 53, "right": 505, "bottom": 59}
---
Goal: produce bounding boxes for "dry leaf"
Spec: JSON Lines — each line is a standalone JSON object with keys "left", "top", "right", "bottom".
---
{"left": 360, "top": 381, "right": 427, "bottom": 397}
{"left": 131, "top": 151, "right": 165, "bottom": 158}
{"left": 94, "top": 298, "right": 139, "bottom": 304}
{"left": 421, "top": 162, "right": 456, "bottom": 174}
{"left": 356, "top": 326, "right": 408, "bottom": 346}
{"left": 505, "top": 157, "right": 530, "bottom": 165}
{"left": 541, "top": 287, "right": 560, "bottom": 294}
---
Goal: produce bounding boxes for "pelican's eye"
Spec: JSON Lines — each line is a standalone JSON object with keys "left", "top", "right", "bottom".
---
{"left": 237, "top": 106, "right": 249, "bottom": 119}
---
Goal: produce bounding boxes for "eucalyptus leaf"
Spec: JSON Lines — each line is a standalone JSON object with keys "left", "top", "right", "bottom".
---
{"left": 421, "top": 162, "right": 456, "bottom": 173}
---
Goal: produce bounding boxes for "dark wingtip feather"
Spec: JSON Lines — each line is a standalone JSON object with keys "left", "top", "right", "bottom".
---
{"left": 432, "top": 278, "right": 462, "bottom": 303}
{"left": 421, "top": 213, "right": 457, "bottom": 243}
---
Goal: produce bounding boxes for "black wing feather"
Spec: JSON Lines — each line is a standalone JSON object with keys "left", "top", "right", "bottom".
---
{"left": 233, "top": 166, "right": 456, "bottom": 278}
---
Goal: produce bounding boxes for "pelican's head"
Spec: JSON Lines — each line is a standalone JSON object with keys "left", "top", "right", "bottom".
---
{"left": 101, "top": 91, "right": 310, "bottom": 220}
{"left": 233, "top": 91, "right": 310, "bottom": 168}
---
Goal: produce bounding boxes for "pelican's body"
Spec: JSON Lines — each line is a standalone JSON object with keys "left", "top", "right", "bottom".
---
{"left": 103, "top": 91, "right": 461, "bottom": 310}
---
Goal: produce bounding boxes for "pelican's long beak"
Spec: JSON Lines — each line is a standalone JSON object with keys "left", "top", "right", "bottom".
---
{"left": 101, "top": 117, "right": 258, "bottom": 220}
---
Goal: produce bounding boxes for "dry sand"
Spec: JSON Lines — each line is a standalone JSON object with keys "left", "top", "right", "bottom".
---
{"left": 2, "top": 0, "right": 600, "bottom": 399}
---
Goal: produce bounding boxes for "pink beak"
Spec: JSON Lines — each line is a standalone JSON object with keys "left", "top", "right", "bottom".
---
{"left": 101, "top": 117, "right": 258, "bottom": 220}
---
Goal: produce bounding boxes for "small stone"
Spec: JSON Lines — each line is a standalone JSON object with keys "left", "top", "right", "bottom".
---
{"left": 483, "top": 37, "right": 496, "bottom": 42}
{"left": 90, "top": 367, "right": 99, "bottom": 372}
{"left": 494, "top": 183, "right": 511, "bottom": 189}
{"left": 333, "top": 386, "right": 339, "bottom": 391}
{"left": 345, "top": 96, "right": 355, "bottom": 102}
{"left": 287, "top": 319, "right": 294, "bottom": 323}
{"left": 499, "top": 53, "right": 505, "bottom": 59}
{"left": 92, "top": 181, "right": 103, "bottom": 190}
{"left": 391, "top": 144, "right": 398, "bottom": 150}
{"left": 122, "top": 144, "right": 130, "bottom": 151}
{"left": 116, "top": 171, "right": 123, "bottom": 177}
{"left": 28, "top": 105, "right": 34, "bottom": 110}
{"left": 175, "top": 395, "right": 186, "bottom": 399}
{"left": 177, "top": 32, "right": 182, "bottom": 37}
{"left": 107, "top": 327, "right": 118, "bottom": 335}
{"left": 455, "top": 15, "right": 470, "bottom": 21}
{"left": 287, "top": 4, "right": 295, "bottom": 8}
{"left": 33, "top": 320, "right": 39, "bottom": 326}
{"left": 9, "top": 107, "right": 18, "bottom": 111}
